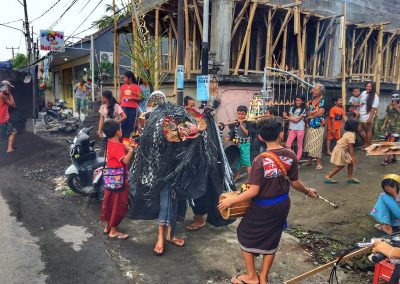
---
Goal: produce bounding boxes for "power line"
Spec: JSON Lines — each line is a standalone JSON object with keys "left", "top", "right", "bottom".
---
{"left": 31, "top": 0, "right": 63, "bottom": 22}
{"left": 48, "top": 0, "right": 80, "bottom": 30}
{"left": 0, "top": 23, "right": 25, "bottom": 33}
{"left": 15, "top": 0, "right": 23, "bottom": 6}
{"left": 0, "top": 18, "right": 23, "bottom": 25}
{"left": 66, "top": 0, "right": 103, "bottom": 41}
{"left": 79, "top": 0, "right": 93, "bottom": 13}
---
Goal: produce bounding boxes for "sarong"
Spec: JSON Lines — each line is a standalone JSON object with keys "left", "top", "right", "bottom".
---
{"left": 237, "top": 197, "right": 290, "bottom": 255}
{"left": 304, "top": 127, "right": 325, "bottom": 158}
{"left": 370, "top": 193, "right": 400, "bottom": 227}
{"left": 101, "top": 186, "right": 129, "bottom": 227}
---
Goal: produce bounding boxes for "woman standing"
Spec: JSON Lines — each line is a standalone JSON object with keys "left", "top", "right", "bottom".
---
{"left": 119, "top": 71, "right": 143, "bottom": 138}
{"left": 97, "top": 90, "right": 127, "bottom": 149}
{"left": 358, "top": 81, "right": 379, "bottom": 149}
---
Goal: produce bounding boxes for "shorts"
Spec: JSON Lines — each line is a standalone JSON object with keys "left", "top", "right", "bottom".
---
{"left": 0, "top": 122, "right": 16, "bottom": 139}
{"left": 75, "top": 97, "right": 87, "bottom": 112}
{"left": 236, "top": 141, "right": 251, "bottom": 170}
{"left": 327, "top": 129, "right": 340, "bottom": 140}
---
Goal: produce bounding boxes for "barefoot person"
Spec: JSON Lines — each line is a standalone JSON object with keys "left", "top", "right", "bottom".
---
{"left": 0, "top": 80, "right": 17, "bottom": 153}
{"left": 101, "top": 120, "right": 134, "bottom": 240}
{"left": 358, "top": 81, "right": 379, "bottom": 149}
{"left": 218, "top": 117, "right": 318, "bottom": 284}
{"left": 304, "top": 83, "right": 326, "bottom": 170}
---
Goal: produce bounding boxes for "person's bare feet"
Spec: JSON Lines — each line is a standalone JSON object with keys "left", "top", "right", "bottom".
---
{"left": 103, "top": 224, "right": 111, "bottom": 234}
{"left": 231, "top": 274, "right": 259, "bottom": 284}
{"left": 154, "top": 239, "right": 165, "bottom": 255}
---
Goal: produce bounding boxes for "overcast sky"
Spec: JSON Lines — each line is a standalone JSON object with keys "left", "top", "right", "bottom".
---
{"left": 0, "top": 0, "right": 112, "bottom": 61}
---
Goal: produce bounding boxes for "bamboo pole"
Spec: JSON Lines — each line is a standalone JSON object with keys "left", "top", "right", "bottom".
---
{"left": 312, "top": 20, "right": 320, "bottom": 79}
{"left": 301, "top": 15, "right": 310, "bottom": 72}
{"left": 184, "top": 0, "right": 190, "bottom": 79}
{"left": 353, "top": 27, "right": 375, "bottom": 64}
{"left": 341, "top": 3, "right": 346, "bottom": 111}
{"left": 256, "top": 27, "right": 262, "bottom": 71}
{"left": 168, "top": 22, "right": 173, "bottom": 71}
{"left": 244, "top": 26, "right": 252, "bottom": 75}
{"left": 130, "top": 0, "right": 139, "bottom": 74}
{"left": 113, "top": 0, "right": 118, "bottom": 98}
{"left": 192, "top": 14, "right": 197, "bottom": 72}
{"left": 168, "top": 14, "right": 178, "bottom": 40}
{"left": 231, "top": 0, "right": 251, "bottom": 39}
{"left": 325, "top": 26, "right": 333, "bottom": 77}
{"left": 375, "top": 24, "right": 384, "bottom": 94}
{"left": 362, "top": 44, "right": 367, "bottom": 81}
{"left": 370, "top": 32, "right": 397, "bottom": 70}
{"left": 265, "top": 9, "right": 272, "bottom": 69}
{"left": 349, "top": 28, "right": 356, "bottom": 82}
{"left": 155, "top": 9, "right": 160, "bottom": 89}
{"left": 234, "top": 1, "right": 258, "bottom": 75}
{"left": 396, "top": 41, "right": 400, "bottom": 88}
{"left": 280, "top": 25, "right": 288, "bottom": 70}
{"left": 192, "top": 0, "right": 203, "bottom": 40}
{"left": 384, "top": 39, "right": 392, "bottom": 82}
{"left": 271, "top": 9, "right": 293, "bottom": 54}
{"left": 393, "top": 41, "right": 399, "bottom": 84}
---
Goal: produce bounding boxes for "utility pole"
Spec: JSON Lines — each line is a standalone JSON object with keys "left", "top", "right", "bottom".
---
{"left": 200, "top": 0, "right": 209, "bottom": 106}
{"left": 6, "top": 47, "right": 16, "bottom": 59}
{"left": 23, "top": 0, "right": 32, "bottom": 65}
{"left": 177, "top": 0, "right": 184, "bottom": 106}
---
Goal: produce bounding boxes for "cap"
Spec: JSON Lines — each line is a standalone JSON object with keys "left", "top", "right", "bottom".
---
{"left": 383, "top": 174, "right": 400, "bottom": 184}
{"left": 1, "top": 80, "right": 14, "bottom": 88}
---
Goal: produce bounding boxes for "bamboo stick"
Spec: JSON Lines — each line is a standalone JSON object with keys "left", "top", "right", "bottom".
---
{"left": 362, "top": 44, "right": 367, "bottom": 81}
{"left": 231, "top": 0, "right": 251, "bottom": 39}
{"left": 312, "top": 20, "right": 320, "bottom": 79}
{"left": 325, "top": 26, "right": 333, "bottom": 77}
{"left": 271, "top": 9, "right": 293, "bottom": 54}
{"left": 280, "top": 25, "right": 288, "bottom": 70}
{"left": 192, "top": 13, "right": 197, "bottom": 72}
{"left": 245, "top": 26, "right": 252, "bottom": 75}
{"left": 370, "top": 32, "right": 397, "bottom": 70}
{"left": 168, "top": 14, "right": 178, "bottom": 39}
{"left": 384, "top": 39, "right": 391, "bottom": 82}
{"left": 265, "top": 9, "right": 272, "bottom": 69}
{"left": 396, "top": 42, "right": 400, "bottom": 88}
{"left": 168, "top": 22, "right": 173, "bottom": 71}
{"left": 234, "top": 1, "right": 258, "bottom": 75}
{"left": 349, "top": 28, "right": 356, "bottom": 81}
{"left": 155, "top": 9, "right": 160, "bottom": 89}
{"left": 353, "top": 27, "right": 375, "bottom": 64}
{"left": 301, "top": 15, "right": 310, "bottom": 72}
{"left": 341, "top": 3, "right": 346, "bottom": 111}
{"left": 113, "top": 0, "right": 118, "bottom": 98}
{"left": 256, "top": 27, "right": 262, "bottom": 71}
{"left": 393, "top": 41, "right": 399, "bottom": 83}
{"left": 192, "top": 0, "right": 203, "bottom": 41}
{"left": 130, "top": 0, "right": 139, "bottom": 75}
{"left": 375, "top": 25, "right": 384, "bottom": 94}
{"left": 184, "top": 0, "right": 190, "bottom": 79}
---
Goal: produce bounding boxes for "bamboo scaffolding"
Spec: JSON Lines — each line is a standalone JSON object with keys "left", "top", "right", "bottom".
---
{"left": 375, "top": 25, "right": 384, "bottom": 94}
{"left": 155, "top": 8, "right": 160, "bottom": 89}
{"left": 192, "top": 13, "right": 197, "bottom": 72}
{"left": 184, "top": 0, "right": 191, "bottom": 79}
{"left": 341, "top": 3, "right": 346, "bottom": 111}
{"left": 393, "top": 41, "right": 399, "bottom": 84}
{"left": 168, "top": 22, "right": 173, "bottom": 71}
{"left": 325, "top": 26, "right": 333, "bottom": 77}
{"left": 370, "top": 32, "right": 397, "bottom": 70}
{"left": 256, "top": 27, "right": 262, "bottom": 71}
{"left": 192, "top": 0, "right": 203, "bottom": 40}
{"left": 271, "top": 9, "right": 293, "bottom": 54}
{"left": 234, "top": 1, "right": 258, "bottom": 75}
{"left": 353, "top": 27, "right": 375, "bottom": 64}
{"left": 280, "top": 25, "right": 288, "bottom": 70}
{"left": 312, "top": 20, "right": 320, "bottom": 79}
{"left": 361, "top": 44, "right": 368, "bottom": 81}
{"left": 349, "top": 28, "right": 356, "bottom": 81}
{"left": 397, "top": 42, "right": 400, "bottom": 88}
{"left": 231, "top": 0, "right": 251, "bottom": 39}
{"left": 309, "top": 15, "right": 339, "bottom": 64}
{"left": 301, "top": 15, "right": 310, "bottom": 72}
{"left": 244, "top": 26, "right": 252, "bottom": 75}
{"left": 264, "top": 9, "right": 273, "bottom": 69}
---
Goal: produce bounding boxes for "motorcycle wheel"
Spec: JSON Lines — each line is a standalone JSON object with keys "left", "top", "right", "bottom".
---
{"left": 44, "top": 114, "right": 55, "bottom": 125}
{"left": 67, "top": 174, "right": 87, "bottom": 195}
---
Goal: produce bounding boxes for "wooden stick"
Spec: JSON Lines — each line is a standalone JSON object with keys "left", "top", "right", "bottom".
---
{"left": 265, "top": 8, "right": 273, "bottom": 69}
{"left": 192, "top": 13, "right": 197, "bottom": 72}
{"left": 255, "top": 27, "right": 262, "bottom": 71}
{"left": 312, "top": 20, "right": 320, "bottom": 79}
{"left": 155, "top": 8, "right": 160, "bottom": 89}
{"left": 231, "top": 0, "right": 251, "bottom": 39}
{"left": 309, "top": 15, "right": 339, "bottom": 64}
{"left": 184, "top": 0, "right": 191, "bottom": 79}
{"left": 234, "top": 1, "right": 258, "bottom": 75}
{"left": 280, "top": 25, "right": 288, "bottom": 70}
{"left": 245, "top": 24, "right": 252, "bottom": 75}
{"left": 349, "top": 28, "right": 356, "bottom": 81}
{"left": 341, "top": 3, "right": 346, "bottom": 111}
{"left": 192, "top": 0, "right": 203, "bottom": 41}
{"left": 168, "top": 14, "right": 178, "bottom": 39}
{"left": 362, "top": 44, "right": 368, "bottom": 81}
{"left": 284, "top": 246, "right": 372, "bottom": 284}
{"left": 375, "top": 25, "right": 384, "bottom": 94}
{"left": 271, "top": 9, "right": 293, "bottom": 54}
{"left": 353, "top": 27, "right": 375, "bottom": 64}
{"left": 168, "top": 22, "right": 173, "bottom": 71}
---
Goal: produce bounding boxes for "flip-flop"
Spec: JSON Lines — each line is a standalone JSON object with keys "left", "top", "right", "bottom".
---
{"left": 108, "top": 233, "right": 129, "bottom": 240}
{"left": 347, "top": 178, "right": 360, "bottom": 184}
{"left": 231, "top": 275, "right": 259, "bottom": 284}
{"left": 166, "top": 238, "right": 185, "bottom": 247}
{"left": 374, "top": 224, "right": 391, "bottom": 234}
{"left": 324, "top": 179, "right": 338, "bottom": 184}
{"left": 381, "top": 161, "right": 389, "bottom": 166}
{"left": 316, "top": 165, "right": 323, "bottom": 170}
{"left": 153, "top": 244, "right": 165, "bottom": 256}
{"left": 186, "top": 223, "right": 206, "bottom": 231}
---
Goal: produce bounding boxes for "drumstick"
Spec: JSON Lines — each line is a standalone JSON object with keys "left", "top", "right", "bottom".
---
{"left": 318, "top": 195, "right": 339, "bottom": 209}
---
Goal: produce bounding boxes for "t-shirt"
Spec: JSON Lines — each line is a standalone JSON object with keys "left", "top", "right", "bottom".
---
{"left": 288, "top": 107, "right": 306, "bottom": 131}
{"left": 106, "top": 140, "right": 127, "bottom": 174}
{"left": 0, "top": 93, "right": 10, "bottom": 124}
{"left": 120, "top": 84, "right": 142, "bottom": 109}
{"left": 359, "top": 91, "right": 379, "bottom": 122}
{"left": 248, "top": 148, "right": 298, "bottom": 199}
{"left": 306, "top": 98, "right": 326, "bottom": 128}
{"left": 99, "top": 103, "right": 124, "bottom": 137}
{"left": 74, "top": 83, "right": 88, "bottom": 99}
{"left": 328, "top": 106, "right": 345, "bottom": 130}
{"left": 349, "top": 96, "right": 361, "bottom": 106}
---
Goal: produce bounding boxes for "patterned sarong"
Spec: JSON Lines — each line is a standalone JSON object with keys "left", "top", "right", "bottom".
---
{"left": 304, "top": 127, "right": 324, "bottom": 158}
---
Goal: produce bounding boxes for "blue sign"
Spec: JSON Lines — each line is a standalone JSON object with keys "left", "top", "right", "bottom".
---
{"left": 177, "top": 65, "right": 184, "bottom": 89}
{"left": 197, "top": 75, "right": 210, "bottom": 101}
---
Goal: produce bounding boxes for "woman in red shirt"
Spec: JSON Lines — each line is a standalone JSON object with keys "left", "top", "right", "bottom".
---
{"left": 119, "top": 71, "right": 143, "bottom": 138}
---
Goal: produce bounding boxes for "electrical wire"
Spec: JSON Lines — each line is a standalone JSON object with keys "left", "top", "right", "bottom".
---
{"left": 0, "top": 18, "right": 23, "bottom": 25}
{"left": 0, "top": 23, "right": 25, "bottom": 33}
{"left": 48, "top": 0, "right": 80, "bottom": 30}
{"left": 31, "top": 0, "right": 63, "bottom": 22}
{"left": 79, "top": 0, "right": 93, "bottom": 13}
{"left": 15, "top": 0, "right": 23, "bottom": 6}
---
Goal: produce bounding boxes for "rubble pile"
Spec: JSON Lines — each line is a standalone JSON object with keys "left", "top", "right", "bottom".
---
{"left": 45, "top": 118, "right": 80, "bottom": 133}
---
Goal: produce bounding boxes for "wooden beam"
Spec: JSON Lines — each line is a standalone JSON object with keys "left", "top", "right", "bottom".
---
{"left": 264, "top": 8, "right": 273, "bottom": 68}
{"left": 244, "top": 25, "right": 252, "bottom": 75}
{"left": 280, "top": 25, "right": 288, "bottom": 70}
{"left": 192, "top": 0, "right": 203, "bottom": 41}
{"left": 271, "top": 8, "right": 293, "bottom": 54}
{"left": 234, "top": 0, "right": 258, "bottom": 75}
{"left": 184, "top": 0, "right": 191, "bottom": 79}
{"left": 324, "top": 27, "right": 333, "bottom": 77}
{"left": 356, "top": 21, "right": 390, "bottom": 29}
{"left": 155, "top": 9, "right": 160, "bottom": 89}
{"left": 312, "top": 20, "right": 320, "bottom": 79}
{"left": 348, "top": 28, "right": 356, "bottom": 81}
{"left": 352, "top": 27, "right": 375, "bottom": 64}
{"left": 370, "top": 32, "right": 398, "bottom": 70}
{"left": 256, "top": 26, "right": 262, "bottom": 70}
{"left": 375, "top": 24, "right": 384, "bottom": 94}
{"left": 168, "top": 14, "right": 178, "bottom": 39}
{"left": 361, "top": 44, "right": 367, "bottom": 81}
{"left": 231, "top": 0, "right": 251, "bottom": 40}
{"left": 341, "top": 3, "right": 346, "bottom": 111}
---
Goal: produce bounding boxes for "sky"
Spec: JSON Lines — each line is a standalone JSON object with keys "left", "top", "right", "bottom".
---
{"left": 0, "top": 0, "right": 112, "bottom": 61}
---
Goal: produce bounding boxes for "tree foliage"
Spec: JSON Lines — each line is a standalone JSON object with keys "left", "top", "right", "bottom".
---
{"left": 92, "top": 1, "right": 131, "bottom": 30}
{"left": 12, "top": 53, "right": 28, "bottom": 70}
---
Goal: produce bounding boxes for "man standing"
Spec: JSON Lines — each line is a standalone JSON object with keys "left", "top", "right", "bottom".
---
{"left": 74, "top": 79, "right": 89, "bottom": 118}
{"left": 0, "top": 80, "right": 17, "bottom": 153}
{"left": 87, "top": 78, "right": 101, "bottom": 102}
{"left": 304, "top": 83, "right": 326, "bottom": 170}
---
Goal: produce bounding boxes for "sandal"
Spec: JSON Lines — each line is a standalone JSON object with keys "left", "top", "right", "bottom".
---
{"left": 108, "top": 233, "right": 129, "bottom": 240}
{"left": 347, "top": 178, "right": 360, "bottom": 184}
{"left": 166, "top": 237, "right": 185, "bottom": 247}
{"left": 231, "top": 275, "right": 259, "bottom": 284}
{"left": 186, "top": 223, "right": 206, "bottom": 231}
{"left": 324, "top": 178, "right": 338, "bottom": 184}
{"left": 154, "top": 244, "right": 165, "bottom": 256}
{"left": 381, "top": 160, "right": 389, "bottom": 166}
{"left": 316, "top": 165, "right": 323, "bottom": 170}
{"left": 375, "top": 224, "right": 392, "bottom": 234}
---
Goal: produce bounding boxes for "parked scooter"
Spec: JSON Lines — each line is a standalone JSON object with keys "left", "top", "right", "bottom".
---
{"left": 45, "top": 100, "right": 73, "bottom": 125}
{"left": 65, "top": 126, "right": 105, "bottom": 200}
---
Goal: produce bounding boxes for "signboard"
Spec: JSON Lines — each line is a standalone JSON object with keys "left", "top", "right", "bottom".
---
{"left": 197, "top": 75, "right": 210, "bottom": 101}
{"left": 40, "top": 30, "right": 65, "bottom": 52}
{"left": 177, "top": 65, "right": 184, "bottom": 89}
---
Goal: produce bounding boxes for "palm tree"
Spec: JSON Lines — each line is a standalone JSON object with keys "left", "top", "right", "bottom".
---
{"left": 92, "top": 1, "right": 131, "bottom": 30}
